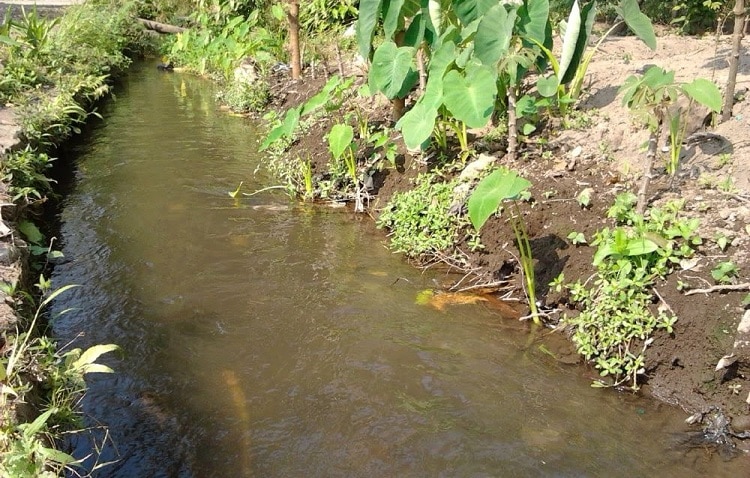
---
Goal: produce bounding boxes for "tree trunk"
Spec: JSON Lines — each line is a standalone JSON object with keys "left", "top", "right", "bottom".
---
{"left": 288, "top": 0, "right": 302, "bottom": 80}
{"left": 721, "top": 0, "right": 746, "bottom": 122}
{"left": 391, "top": 98, "right": 406, "bottom": 122}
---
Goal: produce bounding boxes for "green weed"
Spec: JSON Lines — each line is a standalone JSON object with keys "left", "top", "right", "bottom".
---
{"left": 563, "top": 194, "right": 702, "bottom": 389}
{"left": 377, "top": 173, "right": 466, "bottom": 260}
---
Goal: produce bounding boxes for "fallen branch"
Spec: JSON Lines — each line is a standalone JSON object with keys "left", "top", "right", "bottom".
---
{"left": 138, "top": 18, "right": 186, "bottom": 34}
{"left": 684, "top": 283, "right": 750, "bottom": 296}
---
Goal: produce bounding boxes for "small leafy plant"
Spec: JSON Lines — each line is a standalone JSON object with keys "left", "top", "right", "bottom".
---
{"left": 619, "top": 66, "right": 722, "bottom": 213}
{"left": 327, "top": 122, "right": 362, "bottom": 211}
{"left": 711, "top": 261, "right": 739, "bottom": 284}
{"left": 567, "top": 231, "right": 587, "bottom": 245}
{"left": 563, "top": 195, "right": 701, "bottom": 389}
{"left": 377, "top": 173, "right": 465, "bottom": 260}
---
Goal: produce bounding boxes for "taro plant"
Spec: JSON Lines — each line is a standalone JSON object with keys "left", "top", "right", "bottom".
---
{"left": 260, "top": 75, "right": 351, "bottom": 151}
{"left": 619, "top": 66, "right": 722, "bottom": 213}
{"left": 532, "top": 0, "right": 656, "bottom": 115}
{"left": 467, "top": 168, "right": 540, "bottom": 323}
{"left": 327, "top": 123, "right": 363, "bottom": 211}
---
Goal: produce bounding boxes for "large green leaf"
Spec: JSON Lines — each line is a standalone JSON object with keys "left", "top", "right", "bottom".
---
{"left": 518, "top": 0, "right": 549, "bottom": 45}
{"left": 403, "top": 10, "right": 427, "bottom": 47}
{"left": 682, "top": 78, "right": 722, "bottom": 113}
{"left": 357, "top": 0, "right": 384, "bottom": 59}
{"left": 474, "top": 3, "right": 518, "bottom": 67}
{"left": 18, "top": 220, "right": 43, "bottom": 245}
{"left": 616, "top": 0, "right": 657, "bottom": 51}
{"left": 427, "top": 0, "right": 445, "bottom": 37}
{"left": 442, "top": 63, "right": 497, "bottom": 128}
{"left": 419, "top": 41, "right": 456, "bottom": 109}
{"left": 327, "top": 124, "right": 354, "bottom": 160}
{"left": 468, "top": 169, "right": 531, "bottom": 231}
{"left": 397, "top": 102, "right": 438, "bottom": 149}
{"left": 369, "top": 41, "right": 417, "bottom": 99}
{"left": 454, "top": 0, "right": 498, "bottom": 25}
{"left": 383, "top": 0, "right": 407, "bottom": 39}
{"left": 558, "top": 0, "right": 595, "bottom": 84}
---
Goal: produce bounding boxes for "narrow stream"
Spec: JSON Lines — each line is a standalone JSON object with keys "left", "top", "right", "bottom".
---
{"left": 49, "top": 63, "right": 741, "bottom": 477}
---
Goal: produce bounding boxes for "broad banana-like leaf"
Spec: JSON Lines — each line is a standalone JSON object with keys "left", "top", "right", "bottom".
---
{"left": 559, "top": 0, "right": 596, "bottom": 84}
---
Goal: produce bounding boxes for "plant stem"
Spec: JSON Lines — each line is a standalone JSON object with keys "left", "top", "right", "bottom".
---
{"left": 507, "top": 86, "right": 518, "bottom": 162}
{"left": 636, "top": 128, "right": 659, "bottom": 215}
{"left": 510, "top": 201, "right": 539, "bottom": 323}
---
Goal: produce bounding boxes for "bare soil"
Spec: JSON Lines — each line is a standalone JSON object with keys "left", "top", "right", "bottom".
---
{"left": 269, "top": 32, "right": 750, "bottom": 448}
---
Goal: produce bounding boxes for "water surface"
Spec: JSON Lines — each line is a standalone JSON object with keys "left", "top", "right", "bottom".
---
{"left": 50, "top": 63, "right": 742, "bottom": 477}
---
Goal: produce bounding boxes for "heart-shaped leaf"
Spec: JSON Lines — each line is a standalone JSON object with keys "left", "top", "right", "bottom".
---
{"left": 328, "top": 123, "right": 354, "bottom": 160}
{"left": 682, "top": 78, "right": 722, "bottom": 113}
{"left": 468, "top": 169, "right": 531, "bottom": 231}
{"left": 442, "top": 63, "right": 497, "bottom": 128}
{"left": 369, "top": 41, "right": 418, "bottom": 99}
{"left": 397, "top": 102, "right": 438, "bottom": 149}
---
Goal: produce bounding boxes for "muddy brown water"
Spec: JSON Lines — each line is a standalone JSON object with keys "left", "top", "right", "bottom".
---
{"left": 48, "top": 62, "right": 746, "bottom": 477}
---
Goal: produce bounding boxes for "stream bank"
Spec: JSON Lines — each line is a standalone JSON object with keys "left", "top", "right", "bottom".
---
{"left": 254, "top": 31, "right": 750, "bottom": 456}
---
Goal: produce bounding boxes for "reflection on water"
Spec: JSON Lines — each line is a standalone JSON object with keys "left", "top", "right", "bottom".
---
{"left": 50, "top": 63, "right": 746, "bottom": 477}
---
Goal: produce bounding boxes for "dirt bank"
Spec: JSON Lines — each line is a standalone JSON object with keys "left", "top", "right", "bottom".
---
{"left": 268, "top": 31, "right": 750, "bottom": 451}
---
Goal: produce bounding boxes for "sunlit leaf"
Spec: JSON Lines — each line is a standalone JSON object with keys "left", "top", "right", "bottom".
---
{"left": 442, "top": 63, "right": 497, "bottom": 128}
{"left": 474, "top": 3, "right": 517, "bottom": 67}
{"left": 369, "top": 41, "right": 418, "bottom": 99}
{"left": 327, "top": 123, "right": 355, "bottom": 160}
{"left": 468, "top": 169, "right": 531, "bottom": 231}
{"left": 682, "top": 78, "right": 722, "bottom": 113}
{"left": 357, "top": 0, "right": 384, "bottom": 58}
{"left": 616, "top": 0, "right": 657, "bottom": 50}
{"left": 397, "top": 102, "right": 438, "bottom": 149}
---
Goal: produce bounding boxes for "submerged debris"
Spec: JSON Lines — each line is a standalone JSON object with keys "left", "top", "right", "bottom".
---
{"left": 678, "top": 407, "right": 750, "bottom": 459}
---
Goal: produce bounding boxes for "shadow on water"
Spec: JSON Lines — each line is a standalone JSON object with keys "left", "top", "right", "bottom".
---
{"left": 48, "top": 62, "right": 750, "bottom": 477}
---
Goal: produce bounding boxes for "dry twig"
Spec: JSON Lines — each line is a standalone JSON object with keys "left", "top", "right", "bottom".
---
{"left": 684, "top": 283, "right": 750, "bottom": 296}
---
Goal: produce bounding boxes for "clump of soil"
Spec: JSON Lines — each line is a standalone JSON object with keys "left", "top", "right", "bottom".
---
{"left": 264, "top": 32, "right": 750, "bottom": 448}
